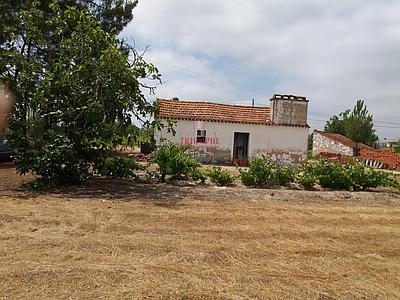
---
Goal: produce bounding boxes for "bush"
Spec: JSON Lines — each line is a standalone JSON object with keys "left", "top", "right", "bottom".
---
{"left": 154, "top": 142, "right": 201, "bottom": 181}
{"left": 239, "top": 170, "right": 257, "bottom": 187}
{"left": 348, "top": 163, "right": 399, "bottom": 191}
{"left": 239, "top": 155, "right": 275, "bottom": 187}
{"left": 297, "top": 158, "right": 353, "bottom": 190}
{"left": 297, "top": 159, "right": 400, "bottom": 191}
{"left": 95, "top": 157, "right": 145, "bottom": 179}
{"left": 191, "top": 168, "right": 207, "bottom": 183}
{"left": 296, "top": 172, "right": 317, "bottom": 190}
{"left": 12, "top": 133, "right": 90, "bottom": 187}
{"left": 312, "top": 159, "right": 353, "bottom": 190}
{"left": 206, "top": 166, "right": 236, "bottom": 186}
{"left": 273, "top": 167, "right": 295, "bottom": 186}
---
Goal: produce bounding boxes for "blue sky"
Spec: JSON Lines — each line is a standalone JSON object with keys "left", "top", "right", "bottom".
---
{"left": 121, "top": 0, "right": 400, "bottom": 139}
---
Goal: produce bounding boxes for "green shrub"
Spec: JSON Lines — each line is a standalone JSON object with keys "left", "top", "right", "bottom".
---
{"left": 154, "top": 142, "right": 201, "bottom": 181}
{"left": 240, "top": 155, "right": 276, "bottom": 187}
{"left": 95, "top": 157, "right": 145, "bottom": 179}
{"left": 239, "top": 170, "right": 257, "bottom": 187}
{"left": 12, "top": 133, "right": 91, "bottom": 188}
{"left": 298, "top": 159, "right": 399, "bottom": 191}
{"left": 206, "top": 166, "right": 236, "bottom": 186}
{"left": 348, "top": 163, "right": 399, "bottom": 191}
{"left": 191, "top": 168, "right": 207, "bottom": 183}
{"left": 297, "top": 172, "right": 317, "bottom": 190}
{"left": 312, "top": 159, "right": 353, "bottom": 190}
{"left": 273, "top": 167, "right": 295, "bottom": 186}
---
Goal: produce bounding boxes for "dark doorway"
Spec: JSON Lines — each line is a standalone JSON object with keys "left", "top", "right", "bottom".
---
{"left": 233, "top": 132, "right": 249, "bottom": 166}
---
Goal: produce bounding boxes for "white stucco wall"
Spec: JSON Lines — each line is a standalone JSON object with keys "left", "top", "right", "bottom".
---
{"left": 312, "top": 132, "right": 353, "bottom": 156}
{"left": 155, "top": 119, "right": 308, "bottom": 166}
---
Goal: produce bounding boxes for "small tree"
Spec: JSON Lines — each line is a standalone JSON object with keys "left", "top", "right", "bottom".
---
{"left": 344, "top": 100, "right": 377, "bottom": 156}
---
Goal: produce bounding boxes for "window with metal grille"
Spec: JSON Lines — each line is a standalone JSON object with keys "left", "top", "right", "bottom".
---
{"left": 196, "top": 129, "right": 206, "bottom": 143}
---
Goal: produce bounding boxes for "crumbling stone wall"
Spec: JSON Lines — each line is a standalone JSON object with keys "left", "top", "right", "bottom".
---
{"left": 252, "top": 149, "right": 307, "bottom": 167}
{"left": 185, "top": 147, "right": 231, "bottom": 164}
{"left": 313, "top": 132, "right": 353, "bottom": 157}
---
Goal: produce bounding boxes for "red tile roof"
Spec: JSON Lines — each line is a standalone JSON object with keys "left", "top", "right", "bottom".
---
{"left": 315, "top": 131, "right": 373, "bottom": 150}
{"left": 157, "top": 99, "right": 272, "bottom": 125}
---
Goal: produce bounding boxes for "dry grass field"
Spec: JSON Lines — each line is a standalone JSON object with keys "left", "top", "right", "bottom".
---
{"left": 1, "top": 167, "right": 400, "bottom": 299}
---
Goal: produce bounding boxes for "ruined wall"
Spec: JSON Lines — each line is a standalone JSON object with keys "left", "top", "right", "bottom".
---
{"left": 155, "top": 119, "right": 308, "bottom": 166}
{"left": 313, "top": 132, "right": 353, "bottom": 157}
{"left": 360, "top": 148, "right": 400, "bottom": 170}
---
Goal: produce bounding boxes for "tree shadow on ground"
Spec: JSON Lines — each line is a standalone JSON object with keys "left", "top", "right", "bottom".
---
{"left": 43, "top": 178, "right": 199, "bottom": 208}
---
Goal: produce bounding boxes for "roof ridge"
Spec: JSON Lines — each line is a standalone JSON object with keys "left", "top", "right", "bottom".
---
{"left": 157, "top": 98, "right": 269, "bottom": 109}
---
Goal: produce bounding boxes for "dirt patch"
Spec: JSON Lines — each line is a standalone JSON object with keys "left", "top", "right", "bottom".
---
{"left": 0, "top": 167, "right": 400, "bottom": 299}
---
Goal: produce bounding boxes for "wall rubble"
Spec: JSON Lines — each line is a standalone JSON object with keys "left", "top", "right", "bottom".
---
{"left": 360, "top": 148, "right": 399, "bottom": 170}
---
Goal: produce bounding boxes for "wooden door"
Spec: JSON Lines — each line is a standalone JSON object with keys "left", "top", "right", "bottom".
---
{"left": 233, "top": 132, "right": 249, "bottom": 166}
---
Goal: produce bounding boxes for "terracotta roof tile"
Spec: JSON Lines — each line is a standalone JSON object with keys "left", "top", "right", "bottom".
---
{"left": 157, "top": 99, "right": 271, "bottom": 125}
{"left": 315, "top": 131, "right": 373, "bottom": 150}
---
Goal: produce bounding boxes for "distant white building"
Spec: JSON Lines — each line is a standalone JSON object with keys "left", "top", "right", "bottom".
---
{"left": 155, "top": 94, "right": 309, "bottom": 167}
{"left": 375, "top": 139, "right": 399, "bottom": 149}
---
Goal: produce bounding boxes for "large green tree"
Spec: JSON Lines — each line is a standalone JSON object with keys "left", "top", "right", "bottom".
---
{"left": 324, "top": 100, "right": 378, "bottom": 150}
{"left": 1, "top": 0, "right": 160, "bottom": 186}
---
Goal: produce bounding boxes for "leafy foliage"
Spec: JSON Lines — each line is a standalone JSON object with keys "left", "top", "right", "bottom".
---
{"left": 15, "top": 132, "right": 91, "bottom": 187}
{"left": 297, "top": 159, "right": 399, "bottom": 191}
{"left": 324, "top": 100, "right": 378, "bottom": 148}
{"left": 191, "top": 168, "right": 207, "bottom": 183}
{"left": 273, "top": 167, "right": 295, "bottom": 186}
{"left": 324, "top": 110, "right": 350, "bottom": 136}
{"left": 296, "top": 172, "right": 317, "bottom": 190}
{"left": 206, "top": 166, "right": 236, "bottom": 186}
{"left": 86, "top": 0, "right": 138, "bottom": 33}
{"left": 239, "top": 155, "right": 276, "bottom": 187}
{"left": 0, "top": 0, "right": 137, "bottom": 38}
{"left": 344, "top": 100, "right": 378, "bottom": 153}
{"left": 154, "top": 142, "right": 201, "bottom": 181}
{"left": 347, "top": 163, "right": 399, "bottom": 191}
{"left": 2, "top": 1, "right": 160, "bottom": 186}
{"left": 239, "top": 155, "right": 297, "bottom": 187}
{"left": 95, "top": 156, "right": 144, "bottom": 179}
{"left": 313, "top": 160, "right": 353, "bottom": 190}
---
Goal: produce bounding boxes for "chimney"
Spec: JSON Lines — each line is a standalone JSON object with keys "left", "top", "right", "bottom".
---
{"left": 269, "top": 94, "right": 309, "bottom": 126}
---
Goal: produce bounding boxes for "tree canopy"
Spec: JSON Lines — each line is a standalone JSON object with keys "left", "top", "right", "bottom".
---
{"left": 324, "top": 109, "right": 350, "bottom": 136}
{"left": 0, "top": 0, "right": 160, "bottom": 186}
{"left": 344, "top": 100, "right": 377, "bottom": 153}
{"left": 324, "top": 100, "right": 378, "bottom": 149}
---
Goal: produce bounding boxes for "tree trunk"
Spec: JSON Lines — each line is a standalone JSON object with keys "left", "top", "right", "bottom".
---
{"left": 354, "top": 141, "right": 359, "bottom": 157}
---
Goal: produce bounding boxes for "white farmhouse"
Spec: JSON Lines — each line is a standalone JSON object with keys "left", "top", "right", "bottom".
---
{"left": 155, "top": 94, "right": 309, "bottom": 166}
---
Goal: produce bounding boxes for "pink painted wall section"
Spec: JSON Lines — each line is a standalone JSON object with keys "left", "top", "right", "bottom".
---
{"left": 179, "top": 137, "right": 220, "bottom": 146}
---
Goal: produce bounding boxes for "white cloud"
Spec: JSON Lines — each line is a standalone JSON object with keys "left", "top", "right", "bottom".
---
{"left": 123, "top": 0, "right": 400, "bottom": 138}
{"left": 142, "top": 49, "right": 236, "bottom": 102}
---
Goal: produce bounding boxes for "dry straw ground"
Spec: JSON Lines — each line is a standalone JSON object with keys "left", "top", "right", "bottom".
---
{"left": 0, "top": 167, "right": 400, "bottom": 299}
